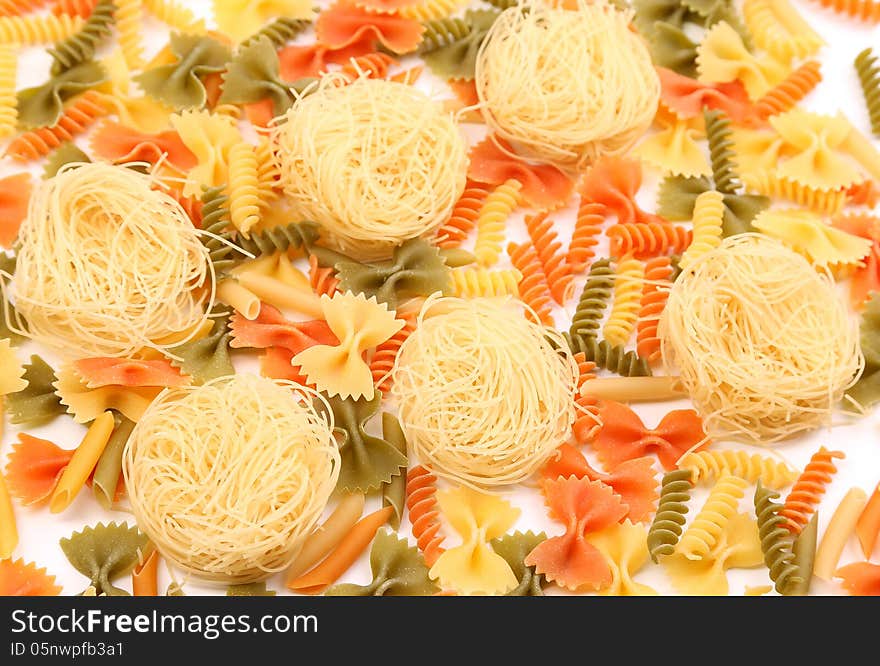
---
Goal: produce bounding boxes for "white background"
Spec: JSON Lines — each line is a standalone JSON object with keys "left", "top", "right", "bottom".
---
{"left": 2, "top": 0, "right": 879, "bottom": 595}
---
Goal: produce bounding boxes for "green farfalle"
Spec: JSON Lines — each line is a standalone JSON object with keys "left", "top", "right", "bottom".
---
{"left": 335, "top": 239, "right": 451, "bottom": 310}
{"left": 44, "top": 142, "right": 91, "bottom": 179}
{"left": 656, "top": 175, "right": 768, "bottom": 236}
{"left": 491, "top": 531, "right": 548, "bottom": 596}
{"left": 227, "top": 582, "right": 276, "bottom": 596}
{"left": 381, "top": 412, "right": 408, "bottom": 530}
{"left": 219, "top": 37, "right": 295, "bottom": 117}
{"left": 846, "top": 292, "right": 880, "bottom": 410}
{"left": 60, "top": 522, "right": 149, "bottom": 596}
{"left": 325, "top": 530, "right": 438, "bottom": 596}
{"left": 49, "top": 0, "right": 116, "bottom": 74}
{"left": 648, "top": 22, "right": 699, "bottom": 78}
{"left": 422, "top": 9, "right": 500, "bottom": 81}
{"left": 16, "top": 60, "right": 106, "bottom": 129}
{"left": 136, "top": 32, "right": 231, "bottom": 110}
{"left": 633, "top": 0, "right": 693, "bottom": 38}
{"left": 323, "top": 392, "right": 407, "bottom": 493}
{"left": 684, "top": 0, "right": 753, "bottom": 48}
{"left": 166, "top": 310, "right": 234, "bottom": 383}
{"left": 6, "top": 355, "right": 65, "bottom": 426}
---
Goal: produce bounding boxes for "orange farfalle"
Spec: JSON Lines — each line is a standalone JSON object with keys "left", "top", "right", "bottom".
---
{"left": 580, "top": 155, "right": 668, "bottom": 226}
{"left": 657, "top": 67, "right": 756, "bottom": 125}
{"left": 91, "top": 122, "right": 197, "bottom": 170}
{"left": 316, "top": 3, "right": 424, "bottom": 54}
{"left": 832, "top": 213, "right": 880, "bottom": 310}
{"left": 541, "top": 444, "right": 658, "bottom": 523}
{"left": 448, "top": 78, "right": 479, "bottom": 108}
{"left": 73, "top": 358, "right": 190, "bottom": 388}
{"left": 0, "top": 559, "right": 62, "bottom": 596}
{"left": 5, "top": 434, "right": 74, "bottom": 506}
{"left": 592, "top": 400, "right": 707, "bottom": 471}
{"left": 230, "top": 302, "right": 339, "bottom": 353}
{"left": 278, "top": 37, "right": 376, "bottom": 81}
{"left": 0, "top": 173, "right": 32, "bottom": 248}
{"left": 468, "top": 136, "right": 575, "bottom": 210}
{"left": 259, "top": 347, "right": 313, "bottom": 386}
{"left": 836, "top": 562, "right": 880, "bottom": 596}
{"left": 244, "top": 98, "right": 276, "bottom": 128}
{"left": 524, "top": 477, "right": 628, "bottom": 591}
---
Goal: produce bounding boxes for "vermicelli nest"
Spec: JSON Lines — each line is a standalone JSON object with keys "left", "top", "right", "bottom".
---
{"left": 474, "top": 0, "right": 660, "bottom": 171}
{"left": 11, "top": 162, "right": 212, "bottom": 358}
{"left": 659, "top": 234, "right": 863, "bottom": 444}
{"left": 272, "top": 76, "right": 468, "bottom": 260}
{"left": 391, "top": 295, "right": 578, "bottom": 488}
{"left": 123, "top": 375, "right": 340, "bottom": 583}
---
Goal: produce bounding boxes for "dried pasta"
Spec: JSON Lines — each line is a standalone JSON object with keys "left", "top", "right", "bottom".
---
{"left": 781, "top": 447, "right": 845, "bottom": 534}
{"left": 678, "top": 450, "right": 800, "bottom": 489}
{"left": 855, "top": 48, "right": 880, "bottom": 137}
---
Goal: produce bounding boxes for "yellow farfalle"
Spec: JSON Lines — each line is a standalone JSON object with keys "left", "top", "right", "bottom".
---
{"left": 770, "top": 110, "right": 862, "bottom": 190}
{"left": 637, "top": 117, "right": 710, "bottom": 178}
{"left": 696, "top": 21, "right": 786, "bottom": 100}
{"left": 213, "top": 0, "right": 314, "bottom": 42}
{"left": 170, "top": 110, "right": 242, "bottom": 196}
{"left": 752, "top": 208, "right": 872, "bottom": 269}
{"left": 54, "top": 365, "right": 161, "bottom": 424}
{"left": 100, "top": 49, "right": 172, "bottom": 134}
{"left": 428, "top": 486, "right": 520, "bottom": 595}
{"left": 663, "top": 512, "right": 765, "bottom": 596}
{"left": 292, "top": 292, "right": 404, "bottom": 400}
{"left": 733, "top": 127, "right": 794, "bottom": 174}
{"left": 0, "top": 338, "right": 27, "bottom": 396}
{"left": 588, "top": 520, "right": 657, "bottom": 596}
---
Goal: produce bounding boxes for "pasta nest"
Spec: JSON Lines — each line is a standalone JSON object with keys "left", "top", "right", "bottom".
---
{"left": 474, "top": 0, "right": 660, "bottom": 171}
{"left": 272, "top": 76, "right": 468, "bottom": 260}
{"left": 12, "top": 162, "right": 212, "bottom": 358}
{"left": 123, "top": 374, "right": 340, "bottom": 583}
{"left": 392, "top": 295, "right": 578, "bottom": 488}
{"left": 659, "top": 233, "right": 863, "bottom": 444}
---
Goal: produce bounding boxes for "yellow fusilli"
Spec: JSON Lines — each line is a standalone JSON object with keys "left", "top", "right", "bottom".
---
{"left": 115, "top": 0, "right": 145, "bottom": 70}
{"left": 227, "top": 142, "right": 262, "bottom": 238}
{"left": 678, "top": 450, "right": 801, "bottom": 490}
{"left": 142, "top": 0, "right": 205, "bottom": 33}
{"left": 0, "top": 44, "right": 16, "bottom": 138}
{"left": 449, "top": 267, "right": 522, "bottom": 298}
{"left": 0, "top": 13, "right": 83, "bottom": 45}
{"left": 679, "top": 190, "right": 724, "bottom": 270}
{"left": 603, "top": 254, "right": 644, "bottom": 347}
{"left": 474, "top": 179, "right": 521, "bottom": 267}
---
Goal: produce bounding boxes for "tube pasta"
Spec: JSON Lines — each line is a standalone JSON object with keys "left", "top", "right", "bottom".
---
{"left": 49, "top": 410, "right": 115, "bottom": 513}
{"left": 285, "top": 493, "right": 365, "bottom": 582}
{"left": 813, "top": 487, "right": 868, "bottom": 580}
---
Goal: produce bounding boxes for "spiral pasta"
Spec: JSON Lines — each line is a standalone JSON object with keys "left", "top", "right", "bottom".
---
{"left": 0, "top": 12, "right": 82, "bottom": 45}
{"left": 6, "top": 90, "right": 109, "bottom": 161}
{"left": 855, "top": 48, "right": 880, "bottom": 137}
{"left": 570, "top": 258, "right": 614, "bottom": 340}
{"left": 474, "top": 179, "right": 520, "bottom": 267}
{"left": 742, "top": 171, "right": 848, "bottom": 215}
{"left": 448, "top": 267, "right": 522, "bottom": 299}
{"left": 678, "top": 450, "right": 800, "bottom": 490}
{"left": 635, "top": 256, "right": 672, "bottom": 365}
{"left": 781, "top": 447, "right": 845, "bottom": 534}
{"left": 571, "top": 352, "right": 599, "bottom": 444}
{"left": 227, "top": 142, "right": 261, "bottom": 238}
{"left": 647, "top": 469, "right": 693, "bottom": 562}
{"left": 566, "top": 334, "right": 652, "bottom": 377}
{"left": 51, "top": 0, "right": 96, "bottom": 16}
{"left": 435, "top": 180, "right": 491, "bottom": 248}
{"left": 568, "top": 198, "right": 604, "bottom": 273}
{"left": 241, "top": 17, "right": 310, "bottom": 49}
{"left": 603, "top": 255, "right": 644, "bottom": 347}
{"left": 308, "top": 254, "right": 338, "bottom": 299}
{"left": 405, "top": 465, "right": 445, "bottom": 567}
{"left": 401, "top": 0, "right": 467, "bottom": 21}
{"left": 755, "top": 60, "right": 823, "bottom": 120}
{"left": 507, "top": 242, "right": 553, "bottom": 326}
{"left": 808, "top": 0, "right": 880, "bottom": 22}
{"left": 339, "top": 52, "right": 397, "bottom": 82}
{"left": 1, "top": 0, "right": 51, "bottom": 16}
{"left": 418, "top": 15, "right": 471, "bottom": 53}
{"left": 607, "top": 223, "right": 692, "bottom": 259}
{"left": 524, "top": 212, "right": 573, "bottom": 305}
{"left": 743, "top": 0, "right": 824, "bottom": 62}
{"left": 114, "top": 0, "right": 144, "bottom": 70}
{"left": 703, "top": 108, "right": 741, "bottom": 196}
{"left": 755, "top": 482, "right": 802, "bottom": 594}
{"left": 234, "top": 221, "right": 318, "bottom": 258}
{"left": 142, "top": 0, "right": 205, "bottom": 32}
{"left": 679, "top": 190, "right": 724, "bottom": 271}
{"left": 0, "top": 44, "right": 15, "bottom": 138}
{"left": 677, "top": 474, "right": 748, "bottom": 560}
{"left": 198, "top": 185, "right": 237, "bottom": 276}
{"left": 370, "top": 313, "right": 416, "bottom": 393}
{"left": 48, "top": 0, "right": 113, "bottom": 72}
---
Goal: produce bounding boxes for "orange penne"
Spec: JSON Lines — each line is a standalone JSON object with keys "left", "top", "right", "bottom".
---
{"left": 132, "top": 548, "right": 160, "bottom": 596}
{"left": 856, "top": 483, "right": 880, "bottom": 558}
{"left": 286, "top": 505, "right": 392, "bottom": 595}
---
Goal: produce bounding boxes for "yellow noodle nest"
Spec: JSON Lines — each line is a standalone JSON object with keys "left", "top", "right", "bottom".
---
{"left": 11, "top": 162, "right": 212, "bottom": 358}
{"left": 659, "top": 233, "right": 863, "bottom": 444}
{"left": 123, "top": 374, "right": 340, "bottom": 584}
{"left": 475, "top": 0, "right": 660, "bottom": 171}
{"left": 392, "top": 295, "right": 577, "bottom": 488}
{"left": 272, "top": 76, "right": 468, "bottom": 260}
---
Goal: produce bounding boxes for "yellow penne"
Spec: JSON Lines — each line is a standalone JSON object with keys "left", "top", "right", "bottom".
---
{"left": 49, "top": 411, "right": 116, "bottom": 514}
{"left": 236, "top": 271, "right": 323, "bottom": 319}
{"left": 814, "top": 487, "right": 868, "bottom": 581}
{"left": 580, "top": 376, "right": 687, "bottom": 402}
{"left": 216, "top": 279, "right": 261, "bottom": 320}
